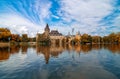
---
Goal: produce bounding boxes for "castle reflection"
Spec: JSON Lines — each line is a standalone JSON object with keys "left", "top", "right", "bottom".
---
{"left": 36, "top": 45, "right": 50, "bottom": 64}
{"left": 0, "top": 44, "right": 120, "bottom": 63}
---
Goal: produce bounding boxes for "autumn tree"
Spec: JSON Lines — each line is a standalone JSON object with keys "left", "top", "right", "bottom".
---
{"left": 0, "top": 28, "right": 11, "bottom": 42}
{"left": 81, "top": 33, "right": 92, "bottom": 44}
{"left": 103, "top": 36, "right": 109, "bottom": 44}
{"left": 11, "top": 34, "right": 21, "bottom": 42}
{"left": 102, "top": 33, "right": 119, "bottom": 44}
{"left": 108, "top": 33, "right": 116, "bottom": 44}
{"left": 116, "top": 32, "right": 120, "bottom": 43}
{"left": 28, "top": 37, "right": 36, "bottom": 42}
{"left": 22, "top": 34, "right": 29, "bottom": 42}
{"left": 36, "top": 33, "right": 50, "bottom": 45}
{"left": 92, "top": 36, "right": 102, "bottom": 44}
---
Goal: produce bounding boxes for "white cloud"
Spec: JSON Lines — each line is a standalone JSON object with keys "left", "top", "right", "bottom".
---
{"left": 0, "top": 0, "right": 52, "bottom": 37}
{"left": 0, "top": 0, "right": 116, "bottom": 36}
{"left": 0, "top": 14, "right": 44, "bottom": 37}
{"left": 52, "top": 15, "right": 60, "bottom": 19}
{"left": 57, "top": 0, "right": 114, "bottom": 35}
{"left": 110, "top": 15, "right": 120, "bottom": 33}
{"left": 34, "top": 0, "right": 52, "bottom": 23}
{"left": 59, "top": 0, "right": 113, "bottom": 21}
{"left": 114, "top": 15, "right": 120, "bottom": 27}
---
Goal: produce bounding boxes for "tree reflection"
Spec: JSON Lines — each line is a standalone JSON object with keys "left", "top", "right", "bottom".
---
{"left": 0, "top": 47, "right": 10, "bottom": 61}
{"left": 81, "top": 45, "right": 92, "bottom": 53}
{"left": 21, "top": 45, "right": 28, "bottom": 54}
{"left": 92, "top": 44, "right": 102, "bottom": 50}
{"left": 74, "top": 45, "right": 81, "bottom": 53}
{"left": 10, "top": 45, "right": 20, "bottom": 54}
{"left": 104, "top": 44, "right": 120, "bottom": 53}
{"left": 1, "top": 44, "right": 120, "bottom": 63}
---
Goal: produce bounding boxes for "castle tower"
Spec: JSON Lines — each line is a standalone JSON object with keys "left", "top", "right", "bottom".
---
{"left": 44, "top": 24, "right": 50, "bottom": 36}
{"left": 45, "top": 24, "right": 50, "bottom": 33}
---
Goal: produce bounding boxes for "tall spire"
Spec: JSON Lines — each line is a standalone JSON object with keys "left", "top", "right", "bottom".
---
{"left": 45, "top": 23, "right": 50, "bottom": 32}
{"left": 46, "top": 23, "right": 49, "bottom": 28}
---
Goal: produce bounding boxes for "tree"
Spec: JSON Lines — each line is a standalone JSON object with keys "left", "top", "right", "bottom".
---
{"left": 115, "top": 32, "right": 120, "bottom": 44}
{"left": 108, "top": 33, "right": 116, "bottom": 44}
{"left": 11, "top": 34, "right": 21, "bottom": 42}
{"left": 22, "top": 34, "right": 29, "bottom": 42}
{"left": 36, "top": 33, "right": 50, "bottom": 45}
{"left": 81, "top": 33, "right": 92, "bottom": 44}
{"left": 28, "top": 37, "right": 36, "bottom": 42}
{"left": 92, "top": 36, "right": 101, "bottom": 44}
{"left": 0, "top": 28, "right": 11, "bottom": 42}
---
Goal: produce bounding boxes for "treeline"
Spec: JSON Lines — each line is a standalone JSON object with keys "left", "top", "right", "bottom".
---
{"left": 80, "top": 33, "right": 120, "bottom": 44}
{"left": 11, "top": 34, "right": 36, "bottom": 42}
{"left": 1, "top": 28, "right": 120, "bottom": 44}
{"left": 0, "top": 28, "right": 36, "bottom": 42}
{"left": 0, "top": 28, "right": 11, "bottom": 42}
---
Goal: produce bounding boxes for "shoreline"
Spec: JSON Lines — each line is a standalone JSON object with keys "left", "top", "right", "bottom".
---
{"left": 0, "top": 42, "right": 119, "bottom": 47}
{"left": 0, "top": 43, "right": 10, "bottom": 47}
{"left": 0, "top": 42, "right": 36, "bottom": 47}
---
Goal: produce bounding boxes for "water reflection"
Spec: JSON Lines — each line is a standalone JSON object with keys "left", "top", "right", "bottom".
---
{"left": 104, "top": 44, "right": 120, "bottom": 53}
{"left": 36, "top": 45, "right": 50, "bottom": 64}
{"left": 10, "top": 46, "right": 20, "bottom": 54}
{"left": 0, "top": 44, "right": 120, "bottom": 62}
{"left": 0, "top": 44, "right": 120, "bottom": 79}
{"left": 21, "top": 45, "right": 28, "bottom": 54}
{"left": 0, "top": 47, "right": 10, "bottom": 61}
{"left": 81, "top": 45, "right": 92, "bottom": 53}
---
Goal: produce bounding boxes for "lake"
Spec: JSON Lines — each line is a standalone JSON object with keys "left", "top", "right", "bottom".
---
{"left": 0, "top": 44, "right": 120, "bottom": 79}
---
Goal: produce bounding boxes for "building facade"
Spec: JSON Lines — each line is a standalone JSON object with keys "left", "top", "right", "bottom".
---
{"left": 36, "top": 24, "right": 81, "bottom": 45}
{"left": 36, "top": 24, "right": 65, "bottom": 45}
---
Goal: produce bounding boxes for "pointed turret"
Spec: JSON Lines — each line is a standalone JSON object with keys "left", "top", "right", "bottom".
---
{"left": 44, "top": 24, "right": 50, "bottom": 37}
{"left": 45, "top": 24, "right": 50, "bottom": 33}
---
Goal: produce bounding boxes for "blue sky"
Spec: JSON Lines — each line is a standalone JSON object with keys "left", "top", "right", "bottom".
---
{"left": 0, "top": 0, "right": 120, "bottom": 37}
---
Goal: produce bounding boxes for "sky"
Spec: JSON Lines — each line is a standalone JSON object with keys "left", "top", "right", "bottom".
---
{"left": 0, "top": 0, "right": 120, "bottom": 37}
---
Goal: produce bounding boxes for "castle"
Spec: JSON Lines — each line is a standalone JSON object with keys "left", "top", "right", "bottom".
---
{"left": 36, "top": 24, "right": 65, "bottom": 45}
{"left": 36, "top": 24, "right": 81, "bottom": 45}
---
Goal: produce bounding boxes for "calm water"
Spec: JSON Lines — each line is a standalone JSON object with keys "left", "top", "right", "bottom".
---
{"left": 0, "top": 44, "right": 120, "bottom": 79}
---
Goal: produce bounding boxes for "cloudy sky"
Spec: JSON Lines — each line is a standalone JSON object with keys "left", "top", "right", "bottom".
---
{"left": 0, "top": 0, "right": 120, "bottom": 37}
